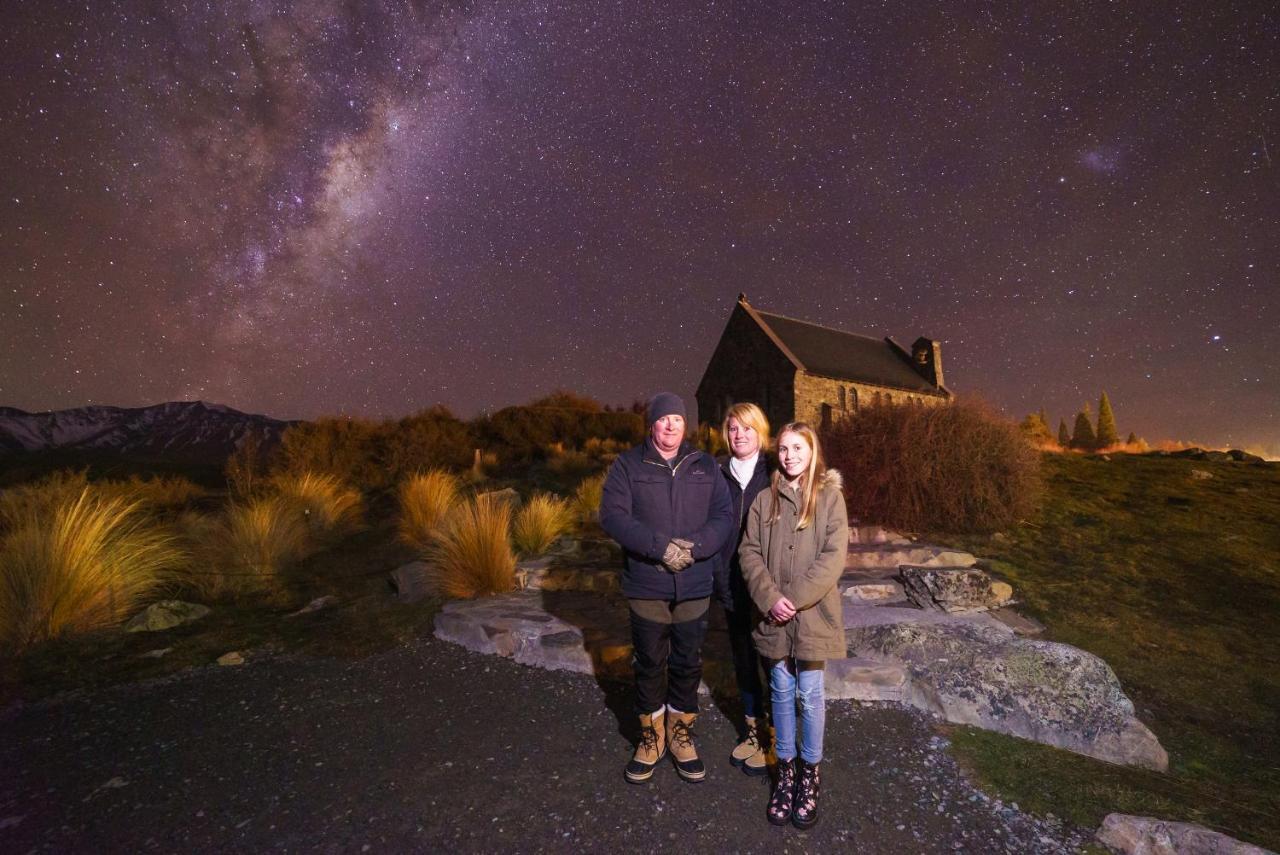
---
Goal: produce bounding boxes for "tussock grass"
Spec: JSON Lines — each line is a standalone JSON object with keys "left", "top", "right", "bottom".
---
{"left": 572, "top": 472, "right": 606, "bottom": 525}
{"left": 429, "top": 494, "right": 516, "bottom": 598}
{"left": 397, "top": 470, "right": 461, "bottom": 553}
{"left": 0, "top": 489, "right": 184, "bottom": 652}
{"left": 269, "top": 471, "right": 363, "bottom": 540}
{"left": 511, "top": 493, "right": 574, "bottom": 556}
{"left": 185, "top": 496, "right": 310, "bottom": 602}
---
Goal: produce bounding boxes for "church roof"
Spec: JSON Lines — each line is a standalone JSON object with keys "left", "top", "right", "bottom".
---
{"left": 750, "top": 306, "right": 942, "bottom": 393}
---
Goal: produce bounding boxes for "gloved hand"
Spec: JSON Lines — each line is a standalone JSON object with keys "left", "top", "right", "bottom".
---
{"left": 662, "top": 538, "right": 695, "bottom": 572}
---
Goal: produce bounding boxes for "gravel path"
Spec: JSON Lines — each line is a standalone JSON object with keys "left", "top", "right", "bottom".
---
{"left": 1, "top": 636, "right": 1093, "bottom": 853}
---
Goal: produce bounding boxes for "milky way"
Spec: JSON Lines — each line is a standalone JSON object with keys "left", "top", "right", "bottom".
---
{"left": 1, "top": 1, "right": 1276, "bottom": 452}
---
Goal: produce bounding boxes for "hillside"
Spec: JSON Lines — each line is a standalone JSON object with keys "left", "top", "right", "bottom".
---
{"left": 933, "top": 451, "right": 1280, "bottom": 849}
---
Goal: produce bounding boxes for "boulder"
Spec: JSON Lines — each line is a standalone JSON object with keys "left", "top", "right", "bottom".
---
{"left": 847, "top": 544, "right": 977, "bottom": 571}
{"left": 1227, "top": 449, "right": 1264, "bottom": 464}
{"left": 216, "top": 651, "right": 245, "bottom": 666}
{"left": 125, "top": 600, "right": 210, "bottom": 633}
{"left": 899, "top": 565, "right": 1014, "bottom": 613}
{"left": 842, "top": 581, "right": 904, "bottom": 604}
{"left": 477, "top": 487, "right": 520, "bottom": 507}
{"left": 847, "top": 618, "right": 1168, "bottom": 770}
{"left": 389, "top": 561, "right": 432, "bottom": 603}
{"left": 1096, "top": 814, "right": 1273, "bottom": 854}
{"left": 287, "top": 595, "right": 338, "bottom": 617}
{"left": 1190, "top": 469, "right": 1213, "bottom": 481}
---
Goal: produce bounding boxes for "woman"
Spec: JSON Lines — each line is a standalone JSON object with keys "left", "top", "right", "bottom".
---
{"left": 714, "top": 403, "right": 774, "bottom": 777}
{"left": 738, "top": 422, "right": 849, "bottom": 829}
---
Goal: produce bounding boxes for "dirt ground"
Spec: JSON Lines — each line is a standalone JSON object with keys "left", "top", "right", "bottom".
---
{"left": 1, "top": 635, "right": 1094, "bottom": 853}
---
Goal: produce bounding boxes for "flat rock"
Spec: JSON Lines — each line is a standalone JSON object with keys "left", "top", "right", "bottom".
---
{"left": 124, "top": 600, "right": 210, "bottom": 633}
{"left": 899, "top": 565, "right": 1014, "bottom": 613}
{"left": 287, "top": 595, "right": 338, "bottom": 617}
{"left": 1096, "top": 813, "right": 1274, "bottom": 854}
{"left": 848, "top": 620, "right": 1168, "bottom": 770}
{"left": 825, "top": 657, "right": 908, "bottom": 702}
{"left": 216, "top": 651, "right": 245, "bottom": 666}
{"left": 389, "top": 561, "right": 432, "bottom": 604}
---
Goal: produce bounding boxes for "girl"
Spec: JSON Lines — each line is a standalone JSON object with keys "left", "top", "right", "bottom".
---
{"left": 738, "top": 422, "right": 849, "bottom": 829}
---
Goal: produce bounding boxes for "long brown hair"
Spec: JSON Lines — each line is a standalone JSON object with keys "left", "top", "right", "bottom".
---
{"left": 766, "top": 422, "right": 827, "bottom": 530}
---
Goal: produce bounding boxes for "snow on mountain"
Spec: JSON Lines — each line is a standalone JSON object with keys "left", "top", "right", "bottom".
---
{"left": 0, "top": 401, "right": 294, "bottom": 462}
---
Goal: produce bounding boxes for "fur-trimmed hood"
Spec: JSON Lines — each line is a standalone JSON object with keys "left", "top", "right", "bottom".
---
{"left": 820, "top": 468, "right": 843, "bottom": 491}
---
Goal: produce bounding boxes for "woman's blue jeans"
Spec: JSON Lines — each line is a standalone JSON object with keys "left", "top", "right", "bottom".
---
{"left": 768, "top": 658, "right": 826, "bottom": 764}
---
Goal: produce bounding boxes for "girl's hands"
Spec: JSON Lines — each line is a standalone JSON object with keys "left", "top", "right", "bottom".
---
{"left": 768, "top": 596, "right": 797, "bottom": 624}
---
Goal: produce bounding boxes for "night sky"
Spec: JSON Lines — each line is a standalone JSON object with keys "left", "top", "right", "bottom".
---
{"left": 1, "top": 2, "right": 1276, "bottom": 453}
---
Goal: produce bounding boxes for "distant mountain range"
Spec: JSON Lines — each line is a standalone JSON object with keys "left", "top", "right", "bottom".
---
{"left": 0, "top": 401, "right": 294, "bottom": 464}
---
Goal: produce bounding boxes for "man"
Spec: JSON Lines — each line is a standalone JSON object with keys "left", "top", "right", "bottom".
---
{"left": 599, "top": 392, "right": 734, "bottom": 784}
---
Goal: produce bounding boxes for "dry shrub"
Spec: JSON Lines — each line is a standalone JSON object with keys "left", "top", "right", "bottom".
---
{"left": 0, "top": 470, "right": 91, "bottom": 532}
{"left": 429, "top": 494, "right": 516, "bottom": 598}
{"left": 823, "top": 398, "right": 1041, "bottom": 534}
{"left": 398, "top": 470, "right": 461, "bottom": 553}
{"left": 572, "top": 472, "right": 606, "bottom": 524}
{"left": 115, "top": 475, "right": 206, "bottom": 509}
{"left": 511, "top": 493, "right": 574, "bottom": 556}
{"left": 0, "top": 489, "right": 184, "bottom": 652}
{"left": 269, "top": 471, "right": 363, "bottom": 540}
{"left": 189, "top": 496, "right": 310, "bottom": 601}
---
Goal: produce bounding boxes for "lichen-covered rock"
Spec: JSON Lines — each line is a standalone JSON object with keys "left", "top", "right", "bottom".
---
{"left": 847, "top": 619, "right": 1168, "bottom": 770}
{"left": 124, "top": 600, "right": 210, "bottom": 632}
{"left": 899, "top": 565, "right": 1013, "bottom": 613}
{"left": 1096, "top": 813, "right": 1274, "bottom": 854}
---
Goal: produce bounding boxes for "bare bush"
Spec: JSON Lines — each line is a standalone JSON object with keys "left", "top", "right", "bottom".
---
{"left": 822, "top": 398, "right": 1041, "bottom": 534}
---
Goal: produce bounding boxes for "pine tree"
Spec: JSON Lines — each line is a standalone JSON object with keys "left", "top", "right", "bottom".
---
{"left": 1127, "top": 431, "right": 1138, "bottom": 445}
{"left": 1058, "top": 419, "right": 1071, "bottom": 447}
{"left": 1072, "top": 404, "right": 1097, "bottom": 450}
{"left": 1096, "top": 392, "right": 1119, "bottom": 448}
{"left": 1020, "top": 412, "right": 1053, "bottom": 444}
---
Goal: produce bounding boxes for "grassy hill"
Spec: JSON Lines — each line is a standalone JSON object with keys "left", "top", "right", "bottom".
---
{"left": 933, "top": 452, "right": 1280, "bottom": 850}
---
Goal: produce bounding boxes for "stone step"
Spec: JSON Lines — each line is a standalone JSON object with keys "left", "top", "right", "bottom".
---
{"left": 838, "top": 578, "right": 908, "bottom": 605}
{"left": 845, "top": 544, "right": 977, "bottom": 571}
{"left": 848, "top": 524, "right": 913, "bottom": 545}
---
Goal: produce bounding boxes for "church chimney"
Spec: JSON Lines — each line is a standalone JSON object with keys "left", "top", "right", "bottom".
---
{"left": 911, "top": 337, "right": 944, "bottom": 389}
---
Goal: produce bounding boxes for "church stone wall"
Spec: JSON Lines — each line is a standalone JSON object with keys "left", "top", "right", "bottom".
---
{"left": 793, "top": 372, "right": 947, "bottom": 429}
{"left": 696, "top": 305, "right": 796, "bottom": 433}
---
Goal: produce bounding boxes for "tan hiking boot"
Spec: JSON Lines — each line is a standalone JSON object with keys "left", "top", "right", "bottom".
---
{"left": 731, "top": 717, "right": 769, "bottom": 777}
{"left": 668, "top": 711, "right": 706, "bottom": 782}
{"left": 624, "top": 711, "right": 666, "bottom": 784}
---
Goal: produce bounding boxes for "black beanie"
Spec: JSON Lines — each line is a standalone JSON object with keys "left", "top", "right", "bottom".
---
{"left": 645, "top": 392, "right": 686, "bottom": 426}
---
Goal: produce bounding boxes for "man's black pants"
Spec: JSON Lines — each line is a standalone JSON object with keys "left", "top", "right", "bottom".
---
{"left": 628, "top": 598, "right": 710, "bottom": 716}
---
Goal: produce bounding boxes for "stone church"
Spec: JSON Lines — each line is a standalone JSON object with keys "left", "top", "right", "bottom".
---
{"left": 696, "top": 295, "right": 950, "bottom": 431}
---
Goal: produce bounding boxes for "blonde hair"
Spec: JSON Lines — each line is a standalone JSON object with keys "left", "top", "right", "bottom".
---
{"left": 767, "top": 422, "right": 827, "bottom": 531}
{"left": 721, "top": 402, "right": 771, "bottom": 453}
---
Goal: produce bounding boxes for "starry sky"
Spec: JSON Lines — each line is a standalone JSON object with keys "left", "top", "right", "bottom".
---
{"left": 1, "top": 1, "right": 1276, "bottom": 453}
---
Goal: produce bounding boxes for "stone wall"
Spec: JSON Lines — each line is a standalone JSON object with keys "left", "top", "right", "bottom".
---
{"left": 696, "top": 303, "right": 797, "bottom": 432}
{"left": 793, "top": 372, "right": 947, "bottom": 428}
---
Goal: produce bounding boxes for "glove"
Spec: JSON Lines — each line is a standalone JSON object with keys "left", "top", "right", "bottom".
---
{"left": 662, "top": 538, "right": 695, "bottom": 572}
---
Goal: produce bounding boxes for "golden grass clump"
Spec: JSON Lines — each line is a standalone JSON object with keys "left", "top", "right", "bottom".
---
{"left": 571, "top": 472, "right": 606, "bottom": 524}
{"left": 204, "top": 496, "right": 311, "bottom": 601}
{"left": 429, "top": 494, "right": 516, "bottom": 598}
{"left": 511, "top": 493, "right": 574, "bottom": 556}
{"left": 269, "top": 471, "right": 363, "bottom": 540}
{"left": 398, "top": 470, "right": 461, "bottom": 553}
{"left": 0, "top": 489, "right": 184, "bottom": 652}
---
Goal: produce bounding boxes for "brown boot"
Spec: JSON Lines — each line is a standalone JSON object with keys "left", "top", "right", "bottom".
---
{"left": 730, "top": 716, "right": 769, "bottom": 777}
{"left": 624, "top": 711, "right": 666, "bottom": 784}
{"left": 668, "top": 711, "right": 706, "bottom": 783}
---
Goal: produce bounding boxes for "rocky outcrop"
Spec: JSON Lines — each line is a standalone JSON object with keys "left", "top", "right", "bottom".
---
{"left": 899, "top": 565, "right": 1014, "bottom": 613}
{"left": 1096, "top": 814, "right": 1274, "bottom": 854}
{"left": 124, "top": 600, "right": 210, "bottom": 632}
{"left": 847, "top": 617, "right": 1168, "bottom": 771}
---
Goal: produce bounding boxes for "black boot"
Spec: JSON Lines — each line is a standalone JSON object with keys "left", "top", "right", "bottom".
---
{"left": 792, "top": 759, "right": 821, "bottom": 829}
{"left": 767, "top": 758, "right": 796, "bottom": 826}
